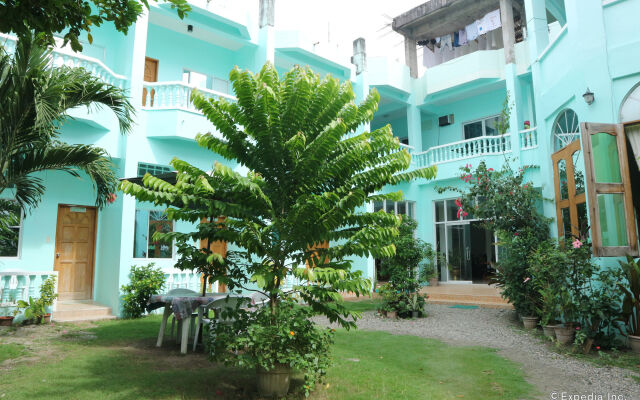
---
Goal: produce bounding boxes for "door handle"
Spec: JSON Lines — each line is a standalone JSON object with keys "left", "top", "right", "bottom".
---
{"left": 56, "top": 253, "right": 60, "bottom": 258}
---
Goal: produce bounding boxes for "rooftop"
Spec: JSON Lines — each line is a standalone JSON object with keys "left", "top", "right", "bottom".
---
{"left": 392, "top": 0, "right": 525, "bottom": 41}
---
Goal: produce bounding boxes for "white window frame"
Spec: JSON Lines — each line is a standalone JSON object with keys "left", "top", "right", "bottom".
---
{"left": 462, "top": 114, "right": 502, "bottom": 140}
{"left": 137, "top": 162, "right": 173, "bottom": 177}
{"left": 0, "top": 201, "right": 23, "bottom": 259}
{"left": 133, "top": 209, "right": 176, "bottom": 260}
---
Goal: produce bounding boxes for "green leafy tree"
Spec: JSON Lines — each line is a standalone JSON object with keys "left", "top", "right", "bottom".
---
{"left": 0, "top": 33, "right": 134, "bottom": 220}
{"left": 120, "top": 62, "right": 436, "bottom": 325}
{"left": 119, "top": 63, "right": 436, "bottom": 391}
{"left": 0, "top": 0, "right": 190, "bottom": 52}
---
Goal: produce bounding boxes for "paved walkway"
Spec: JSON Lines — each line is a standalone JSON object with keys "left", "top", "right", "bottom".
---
{"left": 318, "top": 304, "right": 640, "bottom": 400}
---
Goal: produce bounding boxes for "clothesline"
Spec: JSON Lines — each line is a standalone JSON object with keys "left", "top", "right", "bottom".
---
{"left": 420, "top": 9, "right": 504, "bottom": 69}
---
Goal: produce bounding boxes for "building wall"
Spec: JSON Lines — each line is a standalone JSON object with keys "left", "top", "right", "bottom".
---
{"left": 3, "top": 0, "right": 640, "bottom": 313}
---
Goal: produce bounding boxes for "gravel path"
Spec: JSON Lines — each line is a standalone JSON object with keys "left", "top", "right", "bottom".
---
{"left": 316, "top": 304, "right": 640, "bottom": 400}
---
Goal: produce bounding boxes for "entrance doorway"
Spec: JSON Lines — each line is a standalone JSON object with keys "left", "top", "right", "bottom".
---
{"left": 434, "top": 199, "right": 497, "bottom": 283}
{"left": 54, "top": 205, "right": 98, "bottom": 300}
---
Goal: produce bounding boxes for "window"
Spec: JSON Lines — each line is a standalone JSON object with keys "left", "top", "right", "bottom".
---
{"left": 373, "top": 200, "right": 415, "bottom": 218}
{"left": 463, "top": 115, "right": 502, "bottom": 140}
{"left": 553, "top": 109, "right": 580, "bottom": 152}
{"left": 182, "top": 69, "right": 231, "bottom": 94}
{"left": 134, "top": 210, "right": 174, "bottom": 258}
{"left": 552, "top": 140, "right": 588, "bottom": 240}
{"left": 137, "top": 162, "right": 173, "bottom": 177}
{"left": 0, "top": 201, "right": 22, "bottom": 257}
{"left": 581, "top": 122, "right": 638, "bottom": 257}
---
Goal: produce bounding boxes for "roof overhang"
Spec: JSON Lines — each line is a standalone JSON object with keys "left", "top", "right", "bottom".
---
{"left": 392, "top": 0, "right": 525, "bottom": 42}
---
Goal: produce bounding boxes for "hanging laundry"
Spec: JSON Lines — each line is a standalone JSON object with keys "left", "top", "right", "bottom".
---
{"left": 440, "top": 34, "right": 452, "bottom": 49}
{"left": 453, "top": 31, "right": 460, "bottom": 47}
{"left": 458, "top": 29, "right": 468, "bottom": 46}
{"left": 465, "top": 21, "right": 479, "bottom": 41}
{"left": 478, "top": 9, "right": 502, "bottom": 35}
{"left": 422, "top": 45, "right": 443, "bottom": 68}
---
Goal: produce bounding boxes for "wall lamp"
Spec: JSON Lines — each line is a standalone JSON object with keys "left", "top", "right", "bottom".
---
{"left": 583, "top": 88, "right": 595, "bottom": 105}
{"left": 187, "top": 24, "right": 193, "bottom": 33}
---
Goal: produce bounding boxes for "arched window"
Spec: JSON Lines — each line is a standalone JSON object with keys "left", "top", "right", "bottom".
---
{"left": 620, "top": 83, "right": 640, "bottom": 123}
{"left": 553, "top": 109, "right": 580, "bottom": 151}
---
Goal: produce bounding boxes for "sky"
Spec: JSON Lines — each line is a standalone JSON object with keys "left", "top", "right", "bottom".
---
{"left": 274, "top": 0, "right": 428, "bottom": 66}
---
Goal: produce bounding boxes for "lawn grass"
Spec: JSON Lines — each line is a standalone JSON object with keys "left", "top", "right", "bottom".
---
{"left": 0, "top": 343, "right": 27, "bottom": 363}
{"left": 0, "top": 316, "right": 536, "bottom": 399}
{"left": 340, "top": 298, "right": 382, "bottom": 313}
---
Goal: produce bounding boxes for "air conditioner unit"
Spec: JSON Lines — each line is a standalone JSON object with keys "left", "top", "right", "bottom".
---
{"left": 438, "top": 114, "right": 454, "bottom": 127}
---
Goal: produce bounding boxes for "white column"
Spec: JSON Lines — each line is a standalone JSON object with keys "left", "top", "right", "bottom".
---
{"left": 500, "top": 0, "right": 516, "bottom": 64}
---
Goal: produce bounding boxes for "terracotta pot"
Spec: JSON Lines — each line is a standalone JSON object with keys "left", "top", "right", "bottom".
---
{"left": 522, "top": 316, "right": 538, "bottom": 330}
{"left": 629, "top": 335, "right": 640, "bottom": 353}
{"left": 0, "top": 316, "right": 14, "bottom": 327}
{"left": 43, "top": 314, "right": 51, "bottom": 324}
{"left": 256, "top": 363, "right": 291, "bottom": 398}
{"left": 428, "top": 277, "right": 439, "bottom": 287}
{"left": 542, "top": 325, "right": 557, "bottom": 339}
{"left": 554, "top": 325, "right": 575, "bottom": 345}
{"left": 386, "top": 311, "right": 397, "bottom": 319}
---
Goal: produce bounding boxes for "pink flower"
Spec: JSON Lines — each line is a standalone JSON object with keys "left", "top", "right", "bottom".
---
{"left": 572, "top": 239, "right": 582, "bottom": 249}
{"left": 576, "top": 326, "right": 581, "bottom": 331}
{"left": 465, "top": 163, "right": 472, "bottom": 169}
{"left": 523, "top": 184, "right": 529, "bottom": 188}
{"left": 523, "top": 277, "right": 531, "bottom": 283}
{"left": 107, "top": 193, "right": 117, "bottom": 204}
{"left": 596, "top": 346, "right": 601, "bottom": 350}
{"left": 455, "top": 198, "right": 462, "bottom": 208}
{"left": 514, "top": 232, "right": 519, "bottom": 236}
{"left": 488, "top": 168, "right": 494, "bottom": 172}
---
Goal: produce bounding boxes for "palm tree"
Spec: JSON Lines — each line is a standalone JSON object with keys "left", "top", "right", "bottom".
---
{"left": 0, "top": 33, "right": 134, "bottom": 220}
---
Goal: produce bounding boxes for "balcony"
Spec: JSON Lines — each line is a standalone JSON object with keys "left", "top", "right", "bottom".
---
{"left": 142, "top": 81, "right": 236, "bottom": 141}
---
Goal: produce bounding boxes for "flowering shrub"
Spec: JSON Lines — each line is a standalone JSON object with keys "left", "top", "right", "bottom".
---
{"left": 208, "top": 300, "right": 334, "bottom": 396}
{"left": 438, "top": 161, "right": 551, "bottom": 316}
{"left": 121, "top": 263, "right": 166, "bottom": 319}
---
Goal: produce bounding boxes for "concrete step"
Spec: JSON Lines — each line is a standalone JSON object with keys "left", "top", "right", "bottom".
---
{"left": 427, "top": 293, "right": 510, "bottom": 304}
{"left": 428, "top": 298, "right": 514, "bottom": 309}
{"left": 54, "top": 300, "right": 116, "bottom": 322}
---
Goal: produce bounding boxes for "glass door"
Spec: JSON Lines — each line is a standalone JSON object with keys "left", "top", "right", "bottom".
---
{"left": 446, "top": 223, "right": 471, "bottom": 282}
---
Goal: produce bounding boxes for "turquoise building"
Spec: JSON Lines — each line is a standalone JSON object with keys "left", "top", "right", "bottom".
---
{"left": 0, "top": 0, "right": 639, "bottom": 318}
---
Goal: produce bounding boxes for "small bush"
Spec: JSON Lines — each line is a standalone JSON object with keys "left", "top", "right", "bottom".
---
{"left": 121, "top": 263, "right": 165, "bottom": 319}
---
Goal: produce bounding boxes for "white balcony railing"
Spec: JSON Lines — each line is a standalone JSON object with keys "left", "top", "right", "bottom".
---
{"left": 520, "top": 127, "right": 539, "bottom": 149}
{"left": 0, "top": 33, "right": 127, "bottom": 89}
{"left": 164, "top": 268, "right": 205, "bottom": 293}
{"left": 413, "top": 134, "right": 512, "bottom": 167}
{"left": 142, "top": 81, "right": 237, "bottom": 112}
{"left": 0, "top": 271, "right": 59, "bottom": 308}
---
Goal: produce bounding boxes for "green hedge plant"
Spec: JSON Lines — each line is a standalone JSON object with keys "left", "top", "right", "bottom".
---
{"left": 121, "top": 263, "right": 166, "bottom": 319}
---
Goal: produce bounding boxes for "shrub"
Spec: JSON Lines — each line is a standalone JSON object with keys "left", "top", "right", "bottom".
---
{"left": 121, "top": 263, "right": 165, "bottom": 318}
{"left": 378, "top": 217, "right": 435, "bottom": 317}
{"left": 208, "top": 300, "right": 334, "bottom": 396}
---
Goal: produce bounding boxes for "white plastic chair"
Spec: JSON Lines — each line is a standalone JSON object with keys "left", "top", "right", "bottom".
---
{"left": 192, "top": 294, "right": 257, "bottom": 352}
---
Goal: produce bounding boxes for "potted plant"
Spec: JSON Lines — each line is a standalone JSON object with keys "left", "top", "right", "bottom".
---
{"left": 617, "top": 256, "right": 640, "bottom": 353}
{"left": 0, "top": 295, "right": 16, "bottom": 327}
{"left": 16, "top": 296, "right": 46, "bottom": 324}
{"left": 538, "top": 286, "right": 559, "bottom": 339}
{"left": 408, "top": 293, "right": 425, "bottom": 318}
{"left": 554, "top": 290, "right": 577, "bottom": 345}
{"left": 208, "top": 300, "right": 333, "bottom": 398}
{"left": 39, "top": 276, "right": 58, "bottom": 323}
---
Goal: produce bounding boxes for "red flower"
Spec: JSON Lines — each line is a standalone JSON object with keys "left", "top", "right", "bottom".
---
{"left": 510, "top": 191, "right": 514, "bottom": 195}
{"left": 488, "top": 168, "right": 494, "bottom": 172}
{"left": 514, "top": 232, "right": 519, "bottom": 236}
{"left": 455, "top": 198, "right": 462, "bottom": 208}
{"left": 596, "top": 346, "right": 601, "bottom": 350}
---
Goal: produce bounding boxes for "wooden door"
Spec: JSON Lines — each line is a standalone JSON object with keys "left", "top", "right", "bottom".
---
{"left": 54, "top": 205, "right": 98, "bottom": 300}
{"left": 200, "top": 217, "right": 228, "bottom": 293}
{"left": 142, "top": 57, "right": 158, "bottom": 107}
